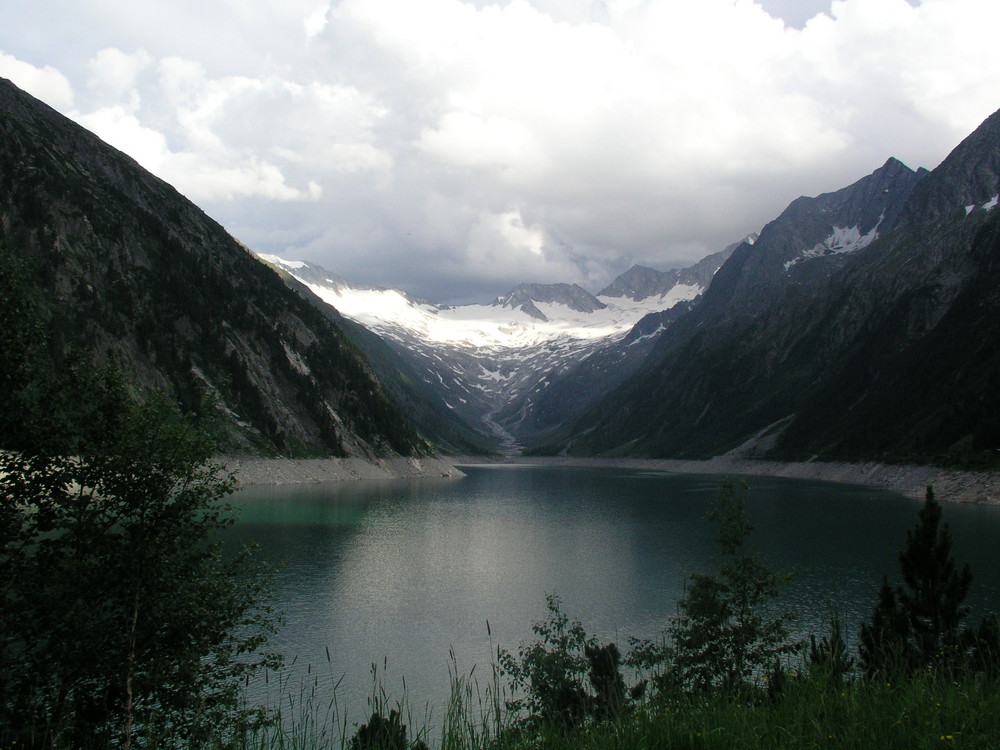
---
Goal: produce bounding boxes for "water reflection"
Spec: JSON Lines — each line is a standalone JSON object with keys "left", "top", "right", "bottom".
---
{"left": 229, "top": 466, "right": 1000, "bottom": 726}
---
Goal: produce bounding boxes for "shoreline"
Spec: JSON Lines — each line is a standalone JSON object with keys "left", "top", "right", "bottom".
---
{"left": 446, "top": 454, "right": 1000, "bottom": 504}
{"left": 221, "top": 453, "right": 999, "bottom": 504}
{"left": 222, "top": 455, "right": 465, "bottom": 485}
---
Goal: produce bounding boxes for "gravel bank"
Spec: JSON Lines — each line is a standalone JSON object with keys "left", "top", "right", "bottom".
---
{"left": 222, "top": 455, "right": 465, "bottom": 486}
{"left": 448, "top": 455, "right": 1000, "bottom": 505}
{"left": 218, "top": 452, "right": 998, "bottom": 504}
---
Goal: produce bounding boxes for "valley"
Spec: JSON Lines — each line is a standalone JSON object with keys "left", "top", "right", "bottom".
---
{"left": 2, "top": 73, "right": 999, "bottom": 470}
{"left": 255, "top": 118, "right": 1000, "bottom": 469}
{"left": 260, "top": 243, "right": 741, "bottom": 453}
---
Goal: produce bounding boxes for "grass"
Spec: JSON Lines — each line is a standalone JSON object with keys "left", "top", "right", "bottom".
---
{"left": 7, "top": 638, "right": 999, "bottom": 749}
{"left": 206, "top": 651, "right": 1000, "bottom": 750}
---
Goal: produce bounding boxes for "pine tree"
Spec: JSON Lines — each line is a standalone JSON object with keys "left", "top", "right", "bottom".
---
{"left": 859, "top": 486, "right": 990, "bottom": 676}
{"left": 858, "top": 577, "right": 916, "bottom": 676}
{"left": 897, "top": 487, "right": 972, "bottom": 663}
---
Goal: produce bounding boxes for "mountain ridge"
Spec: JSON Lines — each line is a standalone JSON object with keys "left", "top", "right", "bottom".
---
{"left": 548, "top": 105, "right": 1000, "bottom": 465}
{"left": 261, "top": 242, "right": 741, "bottom": 452}
{"left": 0, "top": 77, "right": 426, "bottom": 459}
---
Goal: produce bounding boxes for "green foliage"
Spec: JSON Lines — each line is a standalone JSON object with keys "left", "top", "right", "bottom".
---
{"left": 897, "top": 488, "right": 973, "bottom": 655}
{"left": 859, "top": 487, "right": 998, "bottom": 677}
{"left": 664, "top": 480, "right": 798, "bottom": 693}
{"left": 0, "top": 390, "right": 278, "bottom": 748}
{"left": 348, "top": 710, "right": 428, "bottom": 750}
{"left": 807, "top": 611, "right": 855, "bottom": 687}
{"left": 497, "top": 595, "right": 642, "bottom": 734}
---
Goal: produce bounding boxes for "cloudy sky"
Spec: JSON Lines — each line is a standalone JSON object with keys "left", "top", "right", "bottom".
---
{"left": 2, "top": 0, "right": 998, "bottom": 303}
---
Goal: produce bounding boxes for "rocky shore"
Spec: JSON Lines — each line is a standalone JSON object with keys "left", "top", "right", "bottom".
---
{"left": 222, "top": 455, "right": 465, "bottom": 486}
{"left": 448, "top": 455, "right": 1000, "bottom": 505}
{"left": 220, "top": 452, "right": 998, "bottom": 504}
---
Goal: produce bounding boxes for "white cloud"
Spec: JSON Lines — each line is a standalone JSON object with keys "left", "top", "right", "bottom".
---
{"left": 304, "top": 2, "right": 331, "bottom": 38}
{"left": 0, "top": 53, "right": 74, "bottom": 111}
{"left": 86, "top": 47, "right": 151, "bottom": 110}
{"left": 1, "top": 0, "right": 999, "bottom": 302}
{"left": 74, "top": 101, "right": 323, "bottom": 201}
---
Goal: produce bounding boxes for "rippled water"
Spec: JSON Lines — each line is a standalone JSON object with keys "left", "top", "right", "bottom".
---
{"left": 228, "top": 464, "right": 1000, "bottom": 725}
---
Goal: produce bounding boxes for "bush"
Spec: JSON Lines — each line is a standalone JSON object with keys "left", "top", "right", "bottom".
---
{"left": 497, "top": 594, "right": 643, "bottom": 734}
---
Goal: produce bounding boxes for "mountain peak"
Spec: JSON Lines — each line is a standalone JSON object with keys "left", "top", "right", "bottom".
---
{"left": 598, "top": 238, "right": 744, "bottom": 302}
{"left": 900, "top": 105, "right": 1000, "bottom": 225}
{"left": 492, "top": 283, "right": 606, "bottom": 320}
{"left": 598, "top": 265, "right": 680, "bottom": 301}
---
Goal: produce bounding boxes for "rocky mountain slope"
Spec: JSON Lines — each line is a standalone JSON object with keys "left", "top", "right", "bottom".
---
{"left": 550, "top": 109, "right": 1000, "bottom": 466}
{"left": 261, "top": 241, "right": 741, "bottom": 453}
{"left": 0, "top": 77, "right": 426, "bottom": 458}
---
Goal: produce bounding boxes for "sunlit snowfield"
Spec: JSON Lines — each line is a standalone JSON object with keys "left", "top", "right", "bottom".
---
{"left": 229, "top": 465, "right": 1000, "bottom": 724}
{"left": 259, "top": 252, "right": 700, "bottom": 350}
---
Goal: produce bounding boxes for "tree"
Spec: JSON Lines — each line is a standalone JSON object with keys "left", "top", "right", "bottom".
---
{"left": 348, "top": 710, "right": 428, "bottom": 750}
{"left": 0, "top": 389, "right": 278, "bottom": 748}
{"left": 859, "top": 486, "right": 998, "bottom": 677}
{"left": 666, "top": 480, "right": 798, "bottom": 693}
{"left": 897, "top": 487, "right": 972, "bottom": 661}
{"left": 858, "top": 576, "right": 916, "bottom": 676}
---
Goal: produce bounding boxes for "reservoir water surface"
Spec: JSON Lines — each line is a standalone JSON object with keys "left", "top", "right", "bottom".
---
{"left": 229, "top": 464, "right": 1000, "bottom": 725}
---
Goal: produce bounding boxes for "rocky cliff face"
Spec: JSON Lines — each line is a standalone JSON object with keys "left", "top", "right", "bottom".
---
{"left": 0, "top": 78, "right": 426, "bottom": 458}
{"left": 550, "top": 108, "right": 1000, "bottom": 466}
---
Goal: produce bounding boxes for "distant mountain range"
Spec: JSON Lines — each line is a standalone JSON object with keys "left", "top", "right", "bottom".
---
{"left": 267, "top": 108, "right": 1000, "bottom": 467}
{"left": 3, "top": 73, "right": 998, "bottom": 467}
{"left": 260, "top": 236, "right": 745, "bottom": 453}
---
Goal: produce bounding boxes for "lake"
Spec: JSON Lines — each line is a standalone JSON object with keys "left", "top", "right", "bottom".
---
{"left": 228, "top": 463, "right": 1000, "bottom": 727}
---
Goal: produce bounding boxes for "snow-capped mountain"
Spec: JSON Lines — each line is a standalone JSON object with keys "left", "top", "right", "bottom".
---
{"left": 258, "top": 245, "right": 743, "bottom": 452}
{"left": 553, "top": 108, "right": 1000, "bottom": 464}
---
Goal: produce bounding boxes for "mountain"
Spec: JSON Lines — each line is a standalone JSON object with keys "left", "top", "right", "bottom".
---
{"left": 549, "top": 109, "right": 1000, "bottom": 466}
{"left": 493, "top": 283, "right": 607, "bottom": 320}
{"left": 598, "top": 242, "right": 743, "bottom": 301}
{"left": 262, "top": 260, "right": 495, "bottom": 455}
{"left": 260, "top": 243, "right": 741, "bottom": 453}
{"left": 0, "top": 77, "right": 426, "bottom": 458}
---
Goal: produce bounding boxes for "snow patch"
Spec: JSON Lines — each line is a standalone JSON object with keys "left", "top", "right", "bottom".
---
{"left": 784, "top": 222, "right": 881, "bottom": 271}
{"left": 258, "top": 253, "right": 306, "bottom": 270}
{"left": 300, "top": 274, "right": 692, "bottom": 351}
{"left": 627, "top": 324, "right": 666, "bottom": 347}
{"left": 964, "top": 195, "right": 998, "bottom": 215}
{"left": 479, "top": 366, "right": 512, "bottom": 382}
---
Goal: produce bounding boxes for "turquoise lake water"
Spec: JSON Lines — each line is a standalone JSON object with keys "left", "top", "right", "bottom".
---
{"left": 229, "top": 464, "right": 1000, "bottom": 728}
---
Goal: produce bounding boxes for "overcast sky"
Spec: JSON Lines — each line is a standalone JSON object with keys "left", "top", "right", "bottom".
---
{"left": 2, "top": 0, "right": 997, "bottom": 303}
